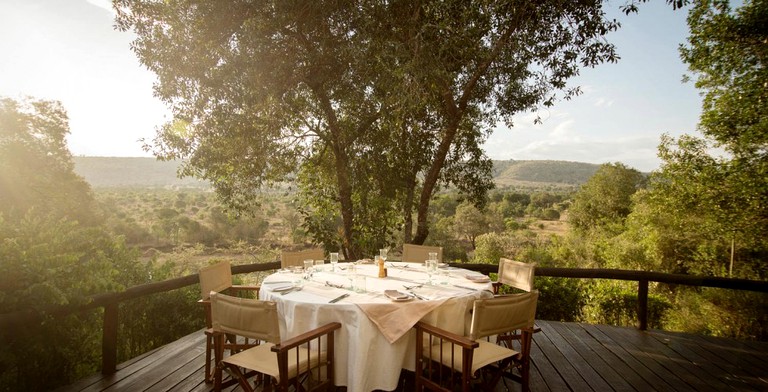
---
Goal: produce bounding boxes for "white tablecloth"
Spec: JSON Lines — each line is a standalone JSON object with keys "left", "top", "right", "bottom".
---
{"left": 260, "top": 262, "right": 493, "bottom": 392}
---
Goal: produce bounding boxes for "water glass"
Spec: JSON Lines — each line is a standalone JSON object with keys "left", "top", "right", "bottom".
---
{"left": 303, "top": 259, "right": 314, "bottom": 280}
{"left": 425, "top": 259, "right": 438, "bottom": 283}
{"left": 351, "top": 275, "right": 367, "bottom": 293}
{"left": 379, "top": 248, "right": 388, "bottom": 263}
{"left": 428, "top": 252, "right": 438, "bottom": 262}
{"left": 314, "top": 259, "right": 325, "bottom": 272}
{"left": 330, "top": 252, "right": 339, "bottom": 271}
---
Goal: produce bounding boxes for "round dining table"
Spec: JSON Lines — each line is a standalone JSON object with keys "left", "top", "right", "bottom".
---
{"left": 259, "top": 261, "right": 493, "bottom": 391}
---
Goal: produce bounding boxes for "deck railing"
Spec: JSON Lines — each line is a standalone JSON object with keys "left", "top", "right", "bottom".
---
{"left": 0, "top": 261, "right": 765, "bottom": 375}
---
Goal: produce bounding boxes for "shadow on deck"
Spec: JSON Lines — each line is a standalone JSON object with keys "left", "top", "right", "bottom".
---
{"left": 59, "top": 320, "right": 768, "bottom": 392}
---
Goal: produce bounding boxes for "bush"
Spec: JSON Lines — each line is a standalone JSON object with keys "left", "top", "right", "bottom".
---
{"left": 581, "top": 281, "right": 671, "bottom": 329}
{"left": 535, "top": 277, "right": 586, "bottom": 322}
{"left": 664, "top": 287, "right": 768, "bottom": 340}
{"left": 473, "top": 232, "right": 509, "bottom": 264}
{"left": 540, "top": 208, "right": 561, "bottom": 221}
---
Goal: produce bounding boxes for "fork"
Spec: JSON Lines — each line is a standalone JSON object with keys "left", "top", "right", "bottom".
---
{"left": 403, "top": 284, "right": 423, "bottom": 290}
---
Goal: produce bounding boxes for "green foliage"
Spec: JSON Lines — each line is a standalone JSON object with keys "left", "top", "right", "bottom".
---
{"left": 115, "top": 0, "right": 620, "bottom": 255}
{"left": 0, "top": 213, "right": 144, "bottom": 390}
{"left": 453, "top": 201, "right": 487, "bottom": 249}
{"left": 473, "top": 232, "right": 509, "bottom": 265}
{"left": 680, "top": 0, "right": 767, "bottom": 156}
{"left": 582, "top": 281, "right": 671, "bottom": 329}
{"left": 663, "top": 288, "right": 768, "bottom": 340}
{"left": 534, "top": 277, "right": 587, "bottom": 322}
{"left": 539, "top": 208, "right": 561, "bottom": 221}
{"left": 568, "top": 162, "right": 646, "bottom": 234}
{"left": 0, "top": 97, "right": 97, "bottom": 224}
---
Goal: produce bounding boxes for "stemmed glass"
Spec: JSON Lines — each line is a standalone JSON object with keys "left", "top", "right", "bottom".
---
{"left": 379, "top": 249, "right": 388, "bottom": 265}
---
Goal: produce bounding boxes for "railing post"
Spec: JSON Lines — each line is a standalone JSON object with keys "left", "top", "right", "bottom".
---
{"left": 637, "top": 279, "right": 648, "bottom": 331}
{"left": 102, "top": 303, "right": 118, "bottom": 374}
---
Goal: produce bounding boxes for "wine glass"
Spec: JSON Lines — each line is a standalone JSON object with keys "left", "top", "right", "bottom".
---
{"left": 379, "top": 248, "right": 388, "bottom": 264}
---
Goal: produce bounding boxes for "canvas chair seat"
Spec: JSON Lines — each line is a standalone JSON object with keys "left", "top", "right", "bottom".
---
{"left": 209, "top": 291, "right": 340, "bottom": 392}
{"left": 415, "top": 291, "right": 539, "bottom": 392}
{"left": 222, "top": 342, "right": 327, "bottom": 382}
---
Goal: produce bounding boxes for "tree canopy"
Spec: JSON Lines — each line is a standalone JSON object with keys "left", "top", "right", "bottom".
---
{"left": 115, "top": 0, "right": 620, "bottom": 258}
{"left": 568, "top": 162, "right": 646, "bottom": 234}
{"left": 0, "top": 97, "right": 96, "bottom": 223}
{"left": 624, "top": 0, "right": 767, "bottom": 278}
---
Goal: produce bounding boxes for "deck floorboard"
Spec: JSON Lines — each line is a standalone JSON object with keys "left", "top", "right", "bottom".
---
{"left": 59, "top": 321, "right": 768, "bottom": 392}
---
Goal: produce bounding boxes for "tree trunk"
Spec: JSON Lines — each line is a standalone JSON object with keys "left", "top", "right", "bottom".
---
{"left": 334, "top": 147, "right": 359, "bottom": 260}
{"left": 402, "top": 168, "right": 417, "bottom": 244}
{"left": 413, "top": 120, "right": 458, "bottom": 244}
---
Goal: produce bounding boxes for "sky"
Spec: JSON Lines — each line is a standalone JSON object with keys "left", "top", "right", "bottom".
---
{"left": 0, "top": 0, "right": 702, "bottom": 172}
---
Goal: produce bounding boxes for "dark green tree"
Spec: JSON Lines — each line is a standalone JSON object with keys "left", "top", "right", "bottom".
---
{"left": 625, "top": 0, "right": 767, "bottom": 277}
{"left": 568, "top": 162, "right": 646, "bottom": 234}
{"left": 115, "top": 1, "right": 619, "bottom": 258}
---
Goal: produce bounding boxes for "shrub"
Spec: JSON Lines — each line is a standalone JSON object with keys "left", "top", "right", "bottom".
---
{"left": 581, "top": 281, "right": 671, "bottom": 329}
{"left": 473, "top": 232, "right": 509, "bottom": 264}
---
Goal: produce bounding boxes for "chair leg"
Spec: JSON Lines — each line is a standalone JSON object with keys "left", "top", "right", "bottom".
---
{"left": 205, "top": 335, "right": 214, "bottom": 383}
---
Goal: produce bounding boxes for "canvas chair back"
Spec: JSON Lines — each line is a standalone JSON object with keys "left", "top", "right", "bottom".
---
{"left": 199, "top": 261, "right": 233, "bottom": 300}
{"left": 469, "top": 291, "right": 538, "bottom": 341}
{"left": 281, "top": 248, "right": 324, "bottom": 269}
{"left": 497, "top": 258, "right": 536, "bottom": 292}
{"left": 210, "top": 291, "right": 281, "bottom": 344}
{"left": 402, "top": 244, "right": 443, "bottom": 263}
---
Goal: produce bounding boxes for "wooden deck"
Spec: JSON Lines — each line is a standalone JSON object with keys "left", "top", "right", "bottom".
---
{"left": 59, "top": 320, "right": 768, "bottom": 392}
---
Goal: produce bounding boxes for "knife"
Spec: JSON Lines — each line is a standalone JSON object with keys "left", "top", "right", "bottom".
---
{"left": 453, "top": 284, "right": 478, "bottom": 291}
{"left": 329, "top": 293, "right": 350, "bottom": 303}
{"left": 407, "top": 290, "right": 429, "bottom": 301}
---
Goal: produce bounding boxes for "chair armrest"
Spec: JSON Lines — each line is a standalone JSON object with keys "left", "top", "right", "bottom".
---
{"left": 271, "top": 322, "right": 342, "bottom": 353}
{"left": 415, "top": 321, "right": 478, "bottom": 350}
{"left": 230, "top": 284, "right": 261, "bottom": 292}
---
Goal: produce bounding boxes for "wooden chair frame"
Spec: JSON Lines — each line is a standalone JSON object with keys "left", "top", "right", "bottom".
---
{"left": 199, "top": 261, "right": 260, "bottom": 383}
{"left": 414, "top": 292, "right": 538, "bottom": 392}
{"left": 207, "top": 292, "right": 340, "bottom": 392}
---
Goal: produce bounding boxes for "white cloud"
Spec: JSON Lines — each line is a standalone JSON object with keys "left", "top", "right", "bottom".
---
{"left": 594, "top": 97, "right": 614, "bottom": 108}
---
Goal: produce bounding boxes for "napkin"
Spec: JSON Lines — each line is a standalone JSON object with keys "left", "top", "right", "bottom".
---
{"left": 271, "top": 284, "right": 295, "bottom": 292}
{"left": 357, "top": 298, "right": 448, "bottom": 343}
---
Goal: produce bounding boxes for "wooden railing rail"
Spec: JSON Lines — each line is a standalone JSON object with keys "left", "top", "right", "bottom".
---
{"left": 456, "top": 264, "right": 768, "bottom": 331}
{"left": 1, "top": 262, "right": 765, "bottom": 375}
{"left": 0, "top": 261, "right": 280, "bottom": 374}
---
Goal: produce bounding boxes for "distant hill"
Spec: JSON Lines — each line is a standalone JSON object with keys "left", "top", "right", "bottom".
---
{"left": 73, "top": 157, "right": 599, "bottom": 189}
{"left": 73, "top": 157, "right": 209, "bottom": 189}
{"left": 492, "top": 160, "right": 600, "bottom": 187}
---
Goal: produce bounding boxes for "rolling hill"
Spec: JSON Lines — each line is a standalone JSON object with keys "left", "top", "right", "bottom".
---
{"left": 73, "top": 157, "right": 599, "bottom": 189}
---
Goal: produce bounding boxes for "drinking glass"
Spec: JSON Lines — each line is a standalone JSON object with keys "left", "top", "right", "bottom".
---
{"left": 428, "top": 252, "right": 438, "bottom": 262}
{"left": 303, "top": 259, "right": 314, "bottom": 280}
{"left": 330, "top": 252, "right": 339, "bottom": 271}
{"left": 425, "top": 259, "right": 438, "bottom": 283}
{"left": 352, "top": 275, "right": 367, "bottom": 293}
{"left": 379, "top": 248, "right": 388, "bottom": 263}
{"left": 314, "top": 259, "right": 325, "bottom": 272}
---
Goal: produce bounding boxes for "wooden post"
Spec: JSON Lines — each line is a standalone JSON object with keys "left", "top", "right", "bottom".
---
{"left": 637, "top": 280, "right": 648, "bottom": 331}
{"left": 102, "top": 303, "right": 118, "bottom": 374}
